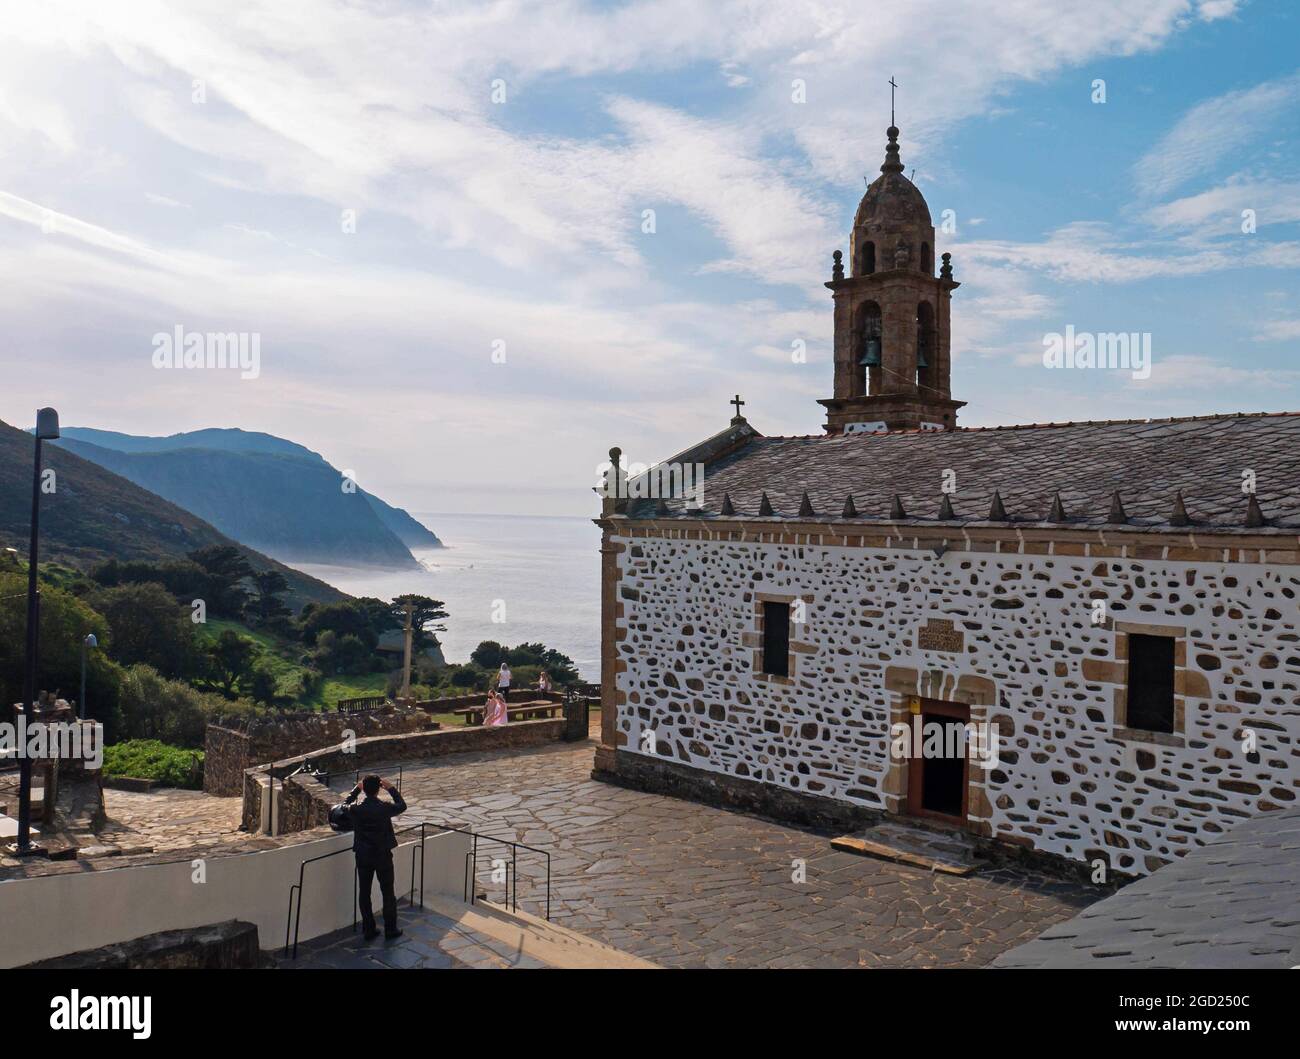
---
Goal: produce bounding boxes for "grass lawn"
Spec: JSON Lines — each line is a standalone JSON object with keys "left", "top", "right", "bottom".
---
{"left": 196, "top": 620, "right": 394, "bottom": 710}
{"left": 198, "top": 619, "right": 315, "bottom": 700}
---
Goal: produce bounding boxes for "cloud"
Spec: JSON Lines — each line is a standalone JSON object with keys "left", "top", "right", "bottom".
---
{"left": 0, "top": 0, "right": 1288, "bottom": 513}
{"left": 1143, "top": 177, "right": 1300, "bottom": 235}
{"left": 960, "top": 220, "right": 1300, "bottom": 283}
{"left": 1133, "top": 71, "right": 1300, "bottom": 199}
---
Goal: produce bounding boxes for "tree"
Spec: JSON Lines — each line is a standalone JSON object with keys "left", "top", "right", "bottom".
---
{"left": 88, "top": 581, "right": 197, "bottom": 679}
{"left": 248, "top": 666, "right": 278, "bottom": 707}
{"left": 250, "top": 570, "right": 292, "bottom": 628}
{"left": 0, "top": 570, "right": 121, "bottom": 724}
{"left": 116, "top": 663, "right": 232, "bottom": 748}
{"left": 390, "top": 594, "right": 448, "bottom": 654}
{"left": 470, "top": 640, "right": 507, "bottom": 669}
{"left": 201, "top": 628, "right": 258, "bottom": 698}
{"left": 298, "top": 596, "right": 397, "bottom": 656}
{"left": 470, "top": 639, "right": 579, "bottom": 684}
{"left": 311, "top": 630, "right": 373, "bottom": 676}
{"left": 187, "top": 545, "right": 254, "bottom": 619}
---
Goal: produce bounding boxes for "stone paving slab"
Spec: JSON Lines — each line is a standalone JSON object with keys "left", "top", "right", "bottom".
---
{"left": 330, "top": 731, "right": 1105, "bottom": 968}
{"left": 281, "top": 904, "right": 549, "bottom": 970}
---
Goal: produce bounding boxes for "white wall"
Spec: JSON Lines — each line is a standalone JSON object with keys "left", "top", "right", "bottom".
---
{"left": 612, "top": 531, "right": 1300, "bottom": 873}
{"left": 0, "top": 827, "right": 471, "bottom": 968}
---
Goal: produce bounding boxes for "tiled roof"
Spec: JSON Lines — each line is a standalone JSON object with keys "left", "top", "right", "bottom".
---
{"left": 992, "top": 807, "right": 1300, "bottom": 968}
{"left": 624, "top": 411, "right": 1300, "bottom": 531}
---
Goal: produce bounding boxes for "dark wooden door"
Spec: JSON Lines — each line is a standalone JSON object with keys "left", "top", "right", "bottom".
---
{"left": 906, "top": 697, "right": 971, "bottom": 825}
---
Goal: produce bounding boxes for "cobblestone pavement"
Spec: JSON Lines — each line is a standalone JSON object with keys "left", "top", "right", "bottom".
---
{"left": 282, "top": 905, "right": 547, "bottom": 970}
{"left": 95, "top": 788, "right": 244, "bottom": 855}
{"left": 328, "top": 732, "right": 1106, "bottom": 969}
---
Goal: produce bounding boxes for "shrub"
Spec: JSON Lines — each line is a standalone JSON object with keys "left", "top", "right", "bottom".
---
{"left": 103, "top": 739, "right": 204, "bottom": 789}
{"left": 116, "top": 663, "right": 234, "bottom": 749}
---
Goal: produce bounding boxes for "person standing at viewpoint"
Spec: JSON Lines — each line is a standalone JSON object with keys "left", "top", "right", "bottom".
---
{"left": 345, "top": 774, "right": 407, "bottom": 940}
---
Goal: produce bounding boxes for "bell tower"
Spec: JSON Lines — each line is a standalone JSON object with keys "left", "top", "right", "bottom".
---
{"left": 819, "top": 125, "right": 964, "bottom": 434}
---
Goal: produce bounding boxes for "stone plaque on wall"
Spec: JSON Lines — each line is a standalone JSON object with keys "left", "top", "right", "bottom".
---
{"left": 917, "top": 618, "right": 964, "bottom": 653}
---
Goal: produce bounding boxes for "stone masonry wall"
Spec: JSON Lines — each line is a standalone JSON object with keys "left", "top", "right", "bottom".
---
{"left": 610, "top": 531, "right": 1300, "bottom": 875}
{"left": 204, "top": 707, "right": 438, "bottom": 796}
{"left": 243, "top": 718, "right": 567, "bottom": 833}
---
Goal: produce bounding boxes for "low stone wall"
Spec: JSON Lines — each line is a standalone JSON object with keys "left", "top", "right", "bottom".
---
{"left": 23, "top": 919, "right": 265, "bottom": 969}
{"left": 596, "top": 748, "right": 883, "bottom": 833}
{"left": 245, "top": 718, "right": 568, "bottom": 833}
{"left": 204, "top": 706, "right": 438, "bottom": 796}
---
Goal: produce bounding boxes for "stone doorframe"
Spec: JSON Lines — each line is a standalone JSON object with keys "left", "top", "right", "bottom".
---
{"left": 883, "top": 665, "right": 998, "bottom": 838}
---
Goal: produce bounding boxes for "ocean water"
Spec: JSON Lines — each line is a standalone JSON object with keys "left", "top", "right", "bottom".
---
{"left": 292, "top": 512, "right": 602, "bottom": 679}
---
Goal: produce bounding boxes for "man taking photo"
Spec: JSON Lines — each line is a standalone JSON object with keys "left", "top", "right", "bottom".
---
{"left": 345, "top": 774, "right": 407, "bottom": 940}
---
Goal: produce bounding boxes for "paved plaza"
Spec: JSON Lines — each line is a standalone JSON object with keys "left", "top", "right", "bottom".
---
{"left": 323, "top": 731, "right": 1105, "bottom": 968}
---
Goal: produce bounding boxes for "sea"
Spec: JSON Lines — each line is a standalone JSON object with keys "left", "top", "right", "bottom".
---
{"left": 292, "top": 512, "right": 602, "bottom": 680}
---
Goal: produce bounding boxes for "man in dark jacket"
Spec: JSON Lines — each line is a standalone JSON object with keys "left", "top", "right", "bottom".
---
{"left": 345, "top": 774, "right": 407, "bottom": 939}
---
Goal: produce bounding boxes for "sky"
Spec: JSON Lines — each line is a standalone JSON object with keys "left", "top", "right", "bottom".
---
{"left": 0, "top": 0, "right": 1296, "bottom": 517}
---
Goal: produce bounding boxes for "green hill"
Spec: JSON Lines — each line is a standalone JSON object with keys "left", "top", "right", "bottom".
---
{"left": 58, "top": 426, "right": 442, "bottom": 556}
{"left": 0, "top": 418, "right": 346, "bottom": 611}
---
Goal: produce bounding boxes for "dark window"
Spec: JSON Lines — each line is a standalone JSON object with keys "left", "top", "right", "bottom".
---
{"left": 921, "top": 242, "right": 932, "bottom": 274}
{"left": 859, "top": 240, "right": 875, "bottom": 275}
{"left": 1127, "top": 634, "right": 1175, "bottom": 734}
{"left": 762, "top": 601, "right": 790, "bottom": 677}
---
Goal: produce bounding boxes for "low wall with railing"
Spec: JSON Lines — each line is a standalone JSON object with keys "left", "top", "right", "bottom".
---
{"left": 204, "top": 706, "right": 439, "bottom": 796}
{"left": 0, "top": 826, "right": 472, "bottom": 968}
{"left": 244, "top": 717, "right": 568, "bottom": 833}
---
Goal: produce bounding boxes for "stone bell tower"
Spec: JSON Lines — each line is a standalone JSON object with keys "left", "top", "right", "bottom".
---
{"left": 819, "top": 126, "right": 964, "bottom": 434}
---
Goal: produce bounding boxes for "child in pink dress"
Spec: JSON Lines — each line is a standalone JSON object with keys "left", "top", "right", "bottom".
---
{"left": 483, "top": 690, "right": 508, "bottom": 726}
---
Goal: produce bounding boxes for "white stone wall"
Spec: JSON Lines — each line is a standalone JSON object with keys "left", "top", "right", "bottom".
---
{"left": 612, "top": 531, "right": 1300, "bottom": 874}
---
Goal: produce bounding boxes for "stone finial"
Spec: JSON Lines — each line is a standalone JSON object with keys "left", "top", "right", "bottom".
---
{"left": 938, "top": 494, "right": 956, "bottom": 520}
{"left": 654, "top": 496, "right": 670, "bottom": 517}
{"left": 890, "top": 494, "right": 907, "bottom": 520}
{"left": 841, "top": 494, "right": 858, "bottom": 518}
{"left": 1169, "top": 490, "right": 1191, "bottom": 527}
{"left": 1245, "top": 493, "right": 1267, "bottom": 528}
{"left": 1107, "top": 491, "right": 1128, "bottom": 524}
{"left": 798, "top": 492, "right": 815, "bottom": 517}
{"left": 987, "top": 490, "right": 1008, "bottom": 521}
{"left": 940, "top": 252, "right": 953, "bottom": 281}
{"left": 832, "top": 250, "right": 844, "bottom": 282}
{"left": 1046, "top": 491, "right": 1067, "bottom": 522}
{"left": 758, "top": 492, "right": 775, "bottom": 517}
{"left": 720, "top": 492, "right": 735, "bottom": 516}
{"left": 882, "top": 125, "right": 904, "bottom": 175}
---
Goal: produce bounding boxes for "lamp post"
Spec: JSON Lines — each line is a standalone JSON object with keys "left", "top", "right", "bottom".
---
{"left": 80, "top": 633, "right": 98, "bottom": 721}
{"left": 10, "top": 407, "right": 58, "bottom": 858}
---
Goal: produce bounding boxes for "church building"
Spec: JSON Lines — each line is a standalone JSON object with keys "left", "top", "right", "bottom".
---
{"left": 592, "top": 125, "right": 1300, "bottom": 876}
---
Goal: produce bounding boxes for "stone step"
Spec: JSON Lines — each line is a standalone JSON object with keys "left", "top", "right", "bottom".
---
{"left": 425, "top": 895, "right": 658, "bottom": 969}
{"left": 831, "top": 821, "right": 979, "bottom": 875}
{"left": 0, "top": 815, "right": 40, "bottom": 839}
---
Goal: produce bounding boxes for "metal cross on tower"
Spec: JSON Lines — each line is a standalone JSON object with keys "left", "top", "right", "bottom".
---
{"left": 888, "top": 77, "right": 899, "bottom": 126}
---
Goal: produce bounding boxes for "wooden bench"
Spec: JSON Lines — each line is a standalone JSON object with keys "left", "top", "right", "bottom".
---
{"left": 452, "top": 699, "right": 564, "bottom": 726}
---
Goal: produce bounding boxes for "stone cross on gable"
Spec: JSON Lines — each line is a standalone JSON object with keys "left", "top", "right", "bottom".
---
{"left": 731, "top": 394, "right": 746, "bottom": 422}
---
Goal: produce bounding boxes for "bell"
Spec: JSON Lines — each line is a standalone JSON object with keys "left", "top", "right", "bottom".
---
{"left": 859, "top": 337, "right": 882, "bottom": 367}
{"left": 916, "top": 343, "right": 929, "bottom": 369}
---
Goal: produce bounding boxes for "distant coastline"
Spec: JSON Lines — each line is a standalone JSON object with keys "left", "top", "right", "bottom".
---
{"left": 290, "top": 511, "right": 601, "bottom": 680}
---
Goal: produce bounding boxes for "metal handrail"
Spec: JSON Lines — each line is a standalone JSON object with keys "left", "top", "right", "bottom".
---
{"left": 282, "top": 818, "right": 553, "bottom": 960}
{"left": 283, "top": 818, "right": 430, "bottom": 959}
{"left": 429, "top": 822, "right": 551, "bottom": 921}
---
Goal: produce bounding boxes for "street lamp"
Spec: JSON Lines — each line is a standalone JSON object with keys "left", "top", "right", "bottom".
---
{"left": 80, "top": 633, "right": 98, "bottom": 721}
{"left": 9, "top": 407, "right": 58, "bottom": 857}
